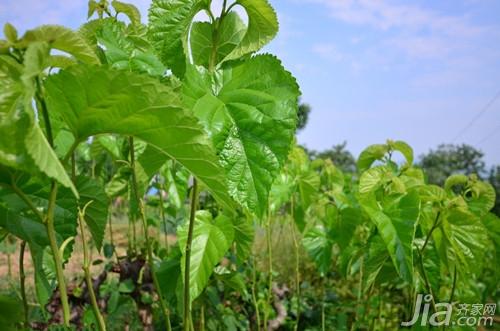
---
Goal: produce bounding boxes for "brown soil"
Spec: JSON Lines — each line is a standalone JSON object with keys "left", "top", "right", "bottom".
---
{"left": 0, "top": 222, "right": 176, "bottom": 298}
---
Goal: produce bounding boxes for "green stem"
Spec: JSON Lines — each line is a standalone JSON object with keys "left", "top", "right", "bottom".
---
{"left": 36, "top": 79, "right": 54, "bottom": 146}
{"left": 107, "top": 206, "right": 117, "bottom": 259}
{"left": 264, "top": 214, "right": 273, "bottom": 330}
{"left": 71, "top": 152, "right": 76, "bottom": 182}
{"left": 321, "top": 277, "right": 325, "bottom": 331}
{"left": 131, "top": 213, "right": 137, "bottom": 253}
{"left": 417, "top": 251, "right": 437, "bottom": 313}
{"left": 200, "top": 303, "right": 205, "bottom": 331}
{"left": 141, "top": 200, "right": 172, "bottom": 331}
{"left": 358, "top": 256, "right": 363, "bottom": 301}
{"left": 208, "top": 13, "right": 221, "bottom": 72}
{"left": 157, "top": 180, "right": 169, "bottom": 254}
{"left": 128, "top": 140, "right": 137, "bottom": 255}
{"left": 183, "top": 178, "right": 198, "bottom": 331}
{"left": 129, "top": 137, "right": 172, "bottom": 331}
{"left": 38, "top": 79, "right": 70, "bottom": 324}
{"left": 417, "top": 211, "right": 441, "bottom": 313}
{"left": 448, "top": 266, "right": 457, "bottom": 303}
{"left": 441, "top": 267, "right": 457, "bottom": 330}
{"left": 290, "top": 197, "right": 300, "bottom": 331}
{"left": 421, "top": 211, "right": 441, "bottom": 253}
{"left": 46, "top": 182, "right": 71, "bottom": 327}
{"left": 78, "top": 206, "right": 106, "bottom": 331}
{"left": 19, "top": 241, "right": 29, "bottom": 328}
{"left": 36, "top": 73, "right": 71, "bottom": 327}
{"left": 62, "top": 140, "right": 79, "bottom": 166}
{"left": 251, "top": 256, "right": 261, "bottom": 331}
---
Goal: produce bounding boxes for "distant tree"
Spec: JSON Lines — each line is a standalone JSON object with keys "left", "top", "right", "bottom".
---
{"left": 489, "top": 166, "right": 500, "bottom": 216}
{"left": 312, "top": 141, "right": 357, "bottom": 173}
{"left": 297, "top": 101, "right": 311, "bottom": 131}
{"left": 418, "top": 144, "right": 486, "bottom": 185}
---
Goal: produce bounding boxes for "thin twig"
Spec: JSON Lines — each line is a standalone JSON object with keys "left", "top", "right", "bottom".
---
{"left": 19, "top": 241, "right": 29, "bottom": 328}
{"left": 183, "top": 178, "right": 198, "bottom": 331}
{"left": 129, "top": 137, "right": 172, "bottom": 331}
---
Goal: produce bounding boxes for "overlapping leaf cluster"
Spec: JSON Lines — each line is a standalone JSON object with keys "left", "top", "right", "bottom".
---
{"left": 0, "top": 1, "right": 498, "bottom": 330}
{"left": 291, "top": 140, "right": 499, "bottom": 313}
{"left": 0, "top": 0, "right": 299, "bottom": 328}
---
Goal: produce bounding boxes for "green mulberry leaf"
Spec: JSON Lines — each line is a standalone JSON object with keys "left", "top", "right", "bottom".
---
{"left": 363, "top": 234, "right": 390, "bottom": 290}
{"left": 303, "top": 225, "right": 333, "bottom": 276}
{"left": 357, "top": 144, "right": 389, "bottom": 173}
{"left": 389, "top": 140, "right": 413, "bottom": 166}
{"left": 44, "top": 65, "right": 234, "bottom": 210}
{"left": 177, "top": 211, "right": 234, "bottom": 303}
{"left": 190, "top": 12, "right": 246, "bottom": 68}
{"left": 359, "top": 189, "right": 420, "bottom": 283}
{"left": 465, "top": 180, "right": 495, "bottom": 217}
{"left": 3, "top": 23, "right": 18, "bottom": 43}
{"left": 148, "top": 0, "right": 207, "bottom": 77}
{"left": 97, "top": 21, "right": 165, "bottom": 76}
{"left": 19, "top": 25, "right": 99, "bottom": 65}
{"left": 112, "top": 0, "right": 142, "bottom": 27}
{"left": 223, "top": 0, "right": 278, "bottom": 61}
{"left": 233, "top": 215, "right": 254, "bottom": 263}
{"left": 183, "top": 54, "right": 299, "bottom": 216}
{"left": 72, "top": 176, "right": 109, "bottom": 251}
{"left": 433, "top": 208, "right": 488, "bottom": 275}
{"left": 0, "top": 179, "right": 78, "bottom": 250}
{"left": 0, "top": 56, "right": 77, "bottom": 196}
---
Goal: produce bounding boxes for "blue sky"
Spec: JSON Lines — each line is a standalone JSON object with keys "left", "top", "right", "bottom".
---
{"left": 1, "top": 0, "right": 500, "bottom": 164}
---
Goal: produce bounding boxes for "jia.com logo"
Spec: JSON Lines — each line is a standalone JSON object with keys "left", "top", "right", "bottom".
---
{"left": 401, "top": 294, "right": 496, "bottom": 327}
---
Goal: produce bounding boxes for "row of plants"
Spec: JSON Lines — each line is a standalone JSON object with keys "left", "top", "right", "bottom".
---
{"left": 0, "top": 0, "right": 498, "bottom": 330}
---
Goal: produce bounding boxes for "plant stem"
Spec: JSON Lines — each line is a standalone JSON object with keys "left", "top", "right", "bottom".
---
{"left": 36, "top": 79, "right": 54, "bottom": 145}
{"left": 183, "top": 178, "right": 198, "bottom": 331}
{"left": 71, "top": 153, "right": 76, "bottom": 182}
{"left": 129, "top": 137, "right": 172, "bottom": 331}
{"left": 448, "top": 266, "right": 457, "bottom": 303}
{"left": 141, "top": 200, "right": 172, "bottom": 331}
{"left": 37, "top": 75, "right": 71, "bottom": 327}
{"left": 131, "top": 213, "right": 137, "bottom": 253}
{"left": 417, "top": 211, "right": 441, "bottom": 313}
{"left": 128, "top": 140, "right": 137, "bottom": 255}
{"left": 251, "top": 256, "right": 261, "bottom": 331}
{"left": 46, "top": 182, "right": 71, "bottom": 327}
{"left": 321, "top": 277, "right": 325, "bottom": 331}
{"left": 157, "top": 179, "right": 169, "bottom": 254}
{"left": 264, "top": 214, "right": 273, "bottom": 330}
{"left": 421, "top": 211, "right": 441, "bottom": 253}
{"left": 19, "top": 241, "right": 29, "bottom": 328}
{"left": 358, "top": 256, "right": 364, "bottom": 301}
{"left": 290, "top": 197, "right": 300, "bottom": 331}
{"left": 108, "top": 207, "right": 115, "bottom": 250}
{"left": 78, "top": 207, "right": 106, "bottom": 331}
{"left": 208, "top": 11, "right": 222, "bottom": 72}
{"left": 200, "top": 303, "right": 205, "bottom": 331}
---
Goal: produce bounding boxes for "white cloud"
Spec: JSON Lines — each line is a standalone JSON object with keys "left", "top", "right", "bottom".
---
{"left": 309, "top": 0, "right": 483, "bottom": 36}
{"left": 312, "top": 43, "right": 344, "bottom": 61}
{"left": 385, "top": 35, "right": 454, "bottom": 59}
{"left": 303, "top": 0, "right": 488, "bottom": 59}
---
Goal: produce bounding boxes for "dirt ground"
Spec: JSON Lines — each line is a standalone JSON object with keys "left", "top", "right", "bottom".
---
{"left": 0, "top": 222, "right": 177, "bottom": 299}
